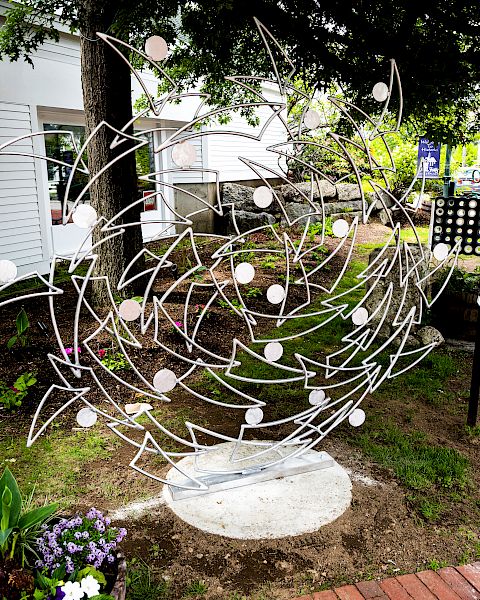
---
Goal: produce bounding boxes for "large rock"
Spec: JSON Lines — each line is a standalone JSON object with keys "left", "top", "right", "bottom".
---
{"left": 281, "top": 203, "right": 323, "bottom": 226}
{"left": 277, "top": 180, "right": 336, "bottom": 202}
{"left": 336, "top": 183, "right": 362, "bottom": 201}
{"left": 226, "top": 210, "right": 276, "bottom": 233}
{"left": 222, "top": 183, "right": 258, "bottom": 213}
{"left": 417, "top": 326, "right": 444, "bottom": 346}
{"left": 324, "top": 200, "right": 364, "bottom": 215}
{"left": 364, "top": 246, "right": 431, "bottom": 339}
{"left": 367, "top": 189, "right": 395, "bottom": 210}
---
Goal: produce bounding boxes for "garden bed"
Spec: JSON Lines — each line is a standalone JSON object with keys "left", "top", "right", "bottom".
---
{"left": 1, "top": 222, "right": 480, "bottom": 599}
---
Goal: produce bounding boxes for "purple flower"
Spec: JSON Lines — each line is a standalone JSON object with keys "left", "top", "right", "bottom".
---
{"left": 74, "top": 532, "right": 82, "bottom": 540}
{"left": 107, "top": 554, "right": 115, "bottom": 563}
{"left": 82, "top": 531, "right": 89, "bottom": 539}
{"left": 94, "top": 519, "right": 105, "bottom": 533}
{"left": 54, "top": 586, "right": 65, "bottom": 600}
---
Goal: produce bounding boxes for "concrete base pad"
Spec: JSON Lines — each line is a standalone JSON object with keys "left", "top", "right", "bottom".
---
{"left": 162, "top": 443, "right": 352, "bottom": 539}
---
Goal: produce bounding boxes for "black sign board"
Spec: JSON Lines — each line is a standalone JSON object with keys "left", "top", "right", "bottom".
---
{"left": 431, "top": 195, "right": 480, "bottom": 256}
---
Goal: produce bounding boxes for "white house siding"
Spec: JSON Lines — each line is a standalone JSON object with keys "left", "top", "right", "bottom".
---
{"left": 0, "top": 102, "right": 50, "bottom": 276}
{"left": 205, "top": 102, "right": 288, "bottom": 183}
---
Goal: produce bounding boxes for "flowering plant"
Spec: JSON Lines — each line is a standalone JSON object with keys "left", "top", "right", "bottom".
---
{"left": 35, "top": 508, "right": 127, "bottom": 575}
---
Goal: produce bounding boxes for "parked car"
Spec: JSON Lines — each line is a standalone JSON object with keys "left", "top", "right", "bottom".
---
{"left": 454, "top": 166, "right": 480, "bottom": 194}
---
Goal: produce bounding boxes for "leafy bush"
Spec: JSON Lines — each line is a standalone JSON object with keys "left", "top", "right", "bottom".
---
{"left": 0, "top": 372, "right": 37, "bottom": 411}
{"left": 433, "top": 267, "right": 480, "bottom": 295}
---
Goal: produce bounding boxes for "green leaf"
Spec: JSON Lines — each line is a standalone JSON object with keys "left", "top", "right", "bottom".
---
{"left": 7, "top": 336, "right": 17, "bottom": 349}
{"left": 33, "top": 590, "right": 47, "bottom": 600}
{"left": 0, "top": 527, "right": 13, "bottom": 547}
{"left": 17, "top": 503, "right": 58, "bottom": 530}
{"left": 16, "top": 308, "right": 29, "bottom": 335}
{"left": 77, "top": 565, "right": 106, "bottom": 586}
{"left": 1, "top": 486, "right": 12, "bottom": 532}
{"left": 0, "top": 468, "right": 21, "bottom": 528}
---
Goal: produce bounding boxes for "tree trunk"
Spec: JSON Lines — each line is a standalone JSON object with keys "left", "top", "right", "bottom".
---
{"left": 79, "top": 0, "right": 144, "bottom": 307}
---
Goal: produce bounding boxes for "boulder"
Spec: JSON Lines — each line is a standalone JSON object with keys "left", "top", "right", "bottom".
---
{"left": 364, "top": 246, "right": 431, "bottom": 339}
{"left": 417, "top": 326, "right": 445, "bottom": 346}
{"left": 324, "top": 200, "right": 364, "bottom": 215}
{"left": 226, "top": 210, "right": 276, "bottom": 233}
{"left": 277, "top": 180, "right": 336, "bottom": 203}
{"left": 336, "top": 183, "right": 362, "bottom": 202}
{"left": 281, "top": 203, "right": 323, "bottom": 226}
{"left": 367, "top": 189, "right": 395, "bottom": 210}
{"left": 222, "top": 183, "right": 258, "bottom": 213}
{"left": 378, "top": 208, "right": 393, "bottom": 226}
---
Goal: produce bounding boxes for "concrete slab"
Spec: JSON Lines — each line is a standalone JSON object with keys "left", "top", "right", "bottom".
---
{"left": 162, "top": 443, "right": 352, "bottom": 539}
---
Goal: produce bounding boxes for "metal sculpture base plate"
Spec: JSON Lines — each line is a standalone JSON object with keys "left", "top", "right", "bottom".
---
{"left": 163, "top": 443, "right": 352, "bottom": 539}
{"left": 169, "top": 449, "right": 335, "bottom": 501}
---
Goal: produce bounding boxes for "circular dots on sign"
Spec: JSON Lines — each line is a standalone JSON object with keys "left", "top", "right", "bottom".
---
{"left": 437, "top": 208, "right": 444, "bottom": 216}
{"left": 73, "top": 204, "right": 97, "bottom": 228}
{"left": 245, "top": 407, "right": 263, "bottom": 425}
{"left": 119, "top": 299, "right": 142, "bottom": 321}
{"left": 433, "top": 235, "right": 440, "bottom": 242}
{"left": 235, "top": 262, "right": 255, "bottom": 284}
{"left": 433, "top": 243, "right": 449, "bottom": 261}
{"left": 153, "top": 369, "right": 177, "bottom": 393}
{"left": 264, "top": 342, "right": 284, "bottom": 362}
{"left": 266, "top": 284, "right": 285, "bottom": 304}
{"left": 145, "top": 36, "right": 168, "bottom": 61}
{"left": 476, "top": 247, "right": 480, "bottom": 255}
{"left": 0, "top": 259, "right": 17, "bottom": 284}
{"left": 76, "top": 407, "right": 97, "bottom": 428}
{"left": 459, "top": 201, "right": 465, "bottom": 207}
{"left": 469, "top": 200, "right": 477, "bottom": 208}
{"left": 436, "top": 199, "right": 445, "bottom": 207}
{"left": 456, "top": 218, "right": 465, "bottom": 226}
{"left": 434, "top": 226, "right": 442, "bottom": 233}
{"left": 172, "top": 141, "right": 196, "bottom": 168}
{"left": 304, "top": 109, "right": 321, "bottom": 130}
{"left": 309, "top": 389, "right": 326, "bottom": 406}
{"left": 448, "top": 199, "right": 454, "bottom": 206}
{"left": 253, "top": 186, "right": 273, "bottom": 209}
{"left": 352, "top": 307, "right": 369, "bottom": 326}
{"left": 469, "top": 210, "right": 476, "bottom": 217}
{"left": 465, "top": 245, "right": 473, "bottom": 254}
{"left": 332, "top": 219, "right": 349, "bottom": 238}
{"left": 349, "top": 408, "right": 366, "bottom": 427}
{"left": 458, "top": 209, "right": 466, "bottom": 217}
{"left": 372, "top": 82, "right": 389, "bottom": 102}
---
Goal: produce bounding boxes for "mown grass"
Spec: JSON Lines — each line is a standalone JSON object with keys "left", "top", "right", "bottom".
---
{"left": 0, "top": 426, "right": 120, "bottom": 506}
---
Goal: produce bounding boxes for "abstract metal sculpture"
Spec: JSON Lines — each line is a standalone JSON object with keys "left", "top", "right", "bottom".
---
{"left": 0, "top": 20, "right": 459, "bottom": 498}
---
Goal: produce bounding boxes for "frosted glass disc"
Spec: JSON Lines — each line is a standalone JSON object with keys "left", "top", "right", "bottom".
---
{"left": 332, "top": 219, "right": 349, "bottom": 238}
{"left": 352, "top": 307, "right": 369, "bottom": 326}
{"left": 153, "top": 369, "right": 177, "bottom": 393}
{"left": 433, "top": 243, "right": 449, "bottom": 261}
{"left": 172, "top": 142, "right": 196, "bottom": 168}
{"left": 304, "top": 109, "right": 321, "bottom": 130}
{"left": 309, "top": 389, "right": 326, "bottom": 406}
{"left": 145, "top": 36, "right": 168, "bottom": 61}
{"left": 266, "top": 284, "right": 285, "bottom": 304}
{"left": 264, "top": 342, "right": 283, "bottom": 362}
{"left": 234, "top": 262, "right": 255, "bottom": 284}
{"left": 119, "top": 299, "right": 142, "bottom": 321}
{"left": 372, "top": 82, "right": 389, "bottom": 102}
{"left": 73, "top": 204, "right": 97, "bottom": 228}
{"left": 0, "top": 260, "right": 17, "bottom": 284}
{"left": 253, "top": 186, "right": 273, "bottom": 209}
{"left": 245, "top": 408, "right": 264, "bottom": 425}
{"left": 76, "top": 407, "right": 97, "bottom": 428}
{"left": 349, "top": 408, "right": 366, "bottom": 427}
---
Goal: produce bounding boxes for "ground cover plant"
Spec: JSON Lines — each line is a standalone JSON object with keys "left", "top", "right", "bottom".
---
{"left": 1, "top": 222, "right": 479, "bottom": 599}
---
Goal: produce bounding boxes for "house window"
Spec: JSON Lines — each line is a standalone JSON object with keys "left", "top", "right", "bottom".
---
{"left": 43, "top": 124, "right": 156, "bottom": 224}
{"left": 43, "top": 124, "right": 89, "bottom": 225}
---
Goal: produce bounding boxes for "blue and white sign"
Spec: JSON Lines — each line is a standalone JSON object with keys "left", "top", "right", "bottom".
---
{"left": 417, "top": 137, "right": 441, "bottom": 179}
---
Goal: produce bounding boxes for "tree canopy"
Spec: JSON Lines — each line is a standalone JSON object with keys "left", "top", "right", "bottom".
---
{"left": 0, "top": 1, "right": 479, "bottom": 145}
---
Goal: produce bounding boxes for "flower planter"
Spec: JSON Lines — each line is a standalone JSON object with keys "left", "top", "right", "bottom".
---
{"left": 110, "top": 552, "right": 127, "bottom": 600}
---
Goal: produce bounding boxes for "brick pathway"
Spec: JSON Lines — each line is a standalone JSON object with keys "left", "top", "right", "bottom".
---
{"left": 292, "top": 562, "right": 480, "bottom": 600}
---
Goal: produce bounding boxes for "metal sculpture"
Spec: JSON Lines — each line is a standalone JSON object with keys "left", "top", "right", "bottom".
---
{"left": 0, "top": 19, "right": 459, "bottom": 498}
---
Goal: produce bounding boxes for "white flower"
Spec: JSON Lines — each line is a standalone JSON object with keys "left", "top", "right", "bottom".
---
{"left": 80, "top": 575, "right": 101, "bottom": 598}
{"left": 60, "top": 581, "right": 84, "bottom": 600}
